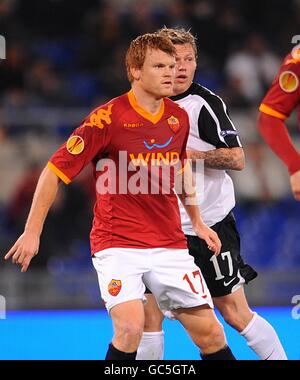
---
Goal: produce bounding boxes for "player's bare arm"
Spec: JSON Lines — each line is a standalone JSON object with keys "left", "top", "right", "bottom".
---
{"left": 175, "top": 161, "right": 221, "bottom": 255}
{"left": 4, "top": 167, "right": 60, "bottom": 272}
{"left": 187, "top": 147, "right": 245, "bottom": 171}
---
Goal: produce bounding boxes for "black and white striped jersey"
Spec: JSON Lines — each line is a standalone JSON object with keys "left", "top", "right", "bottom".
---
{"left": 170, "top": 82, "right": 242, "bottom": 232}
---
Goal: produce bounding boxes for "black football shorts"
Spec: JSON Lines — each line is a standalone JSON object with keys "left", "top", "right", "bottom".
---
{"left": 186, "top": 212, "right": 257, "bottom": 297}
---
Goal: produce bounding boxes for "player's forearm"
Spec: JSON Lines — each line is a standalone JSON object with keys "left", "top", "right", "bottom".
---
{"left": 177, "top": 191, "right": 204, "bottom": 228}
{"left": 24, "top": 167, "right": 60, "bottom": 236}
{"left": 187, "top": 147, "right": 245, "bottom": 170}
{"left": 258, "top": 112, "right": 300, "bottom": 175}
{"left": 176, "top": 161, "right": 204, "bottom": 228}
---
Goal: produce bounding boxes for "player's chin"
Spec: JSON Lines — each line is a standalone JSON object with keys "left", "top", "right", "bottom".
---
{"left": 160, "top": 85, "right": 173, "bottom": 97}
{"left": 173, "top": 82, "right": 187, "bottom": 93}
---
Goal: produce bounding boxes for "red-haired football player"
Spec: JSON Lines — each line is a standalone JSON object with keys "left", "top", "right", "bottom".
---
{"left": 5, "top": 33, "right": 238, "bottom": 361}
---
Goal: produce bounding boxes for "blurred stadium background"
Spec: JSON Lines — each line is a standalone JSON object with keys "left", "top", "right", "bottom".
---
{"left": 0, "top": 0, "right": 299, "bottom": 359}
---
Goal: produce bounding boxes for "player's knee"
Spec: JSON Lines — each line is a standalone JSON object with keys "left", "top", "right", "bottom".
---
{"left": 116, "top": 320, "right": 144, "bottom": 346}
{"left": 144, "top": 311, "right": 164, "bottom": 331}
{"left": 221, "top": 305, "right": 251, "bottom": 331}
{"left": 196, "top": 321, "right": 226, "bottom": 354}
{"left": 222, "top": 309, "right": 240, "bottom": 329}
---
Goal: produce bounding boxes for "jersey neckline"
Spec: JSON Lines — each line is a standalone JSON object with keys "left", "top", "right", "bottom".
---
{"left": 127, "top": 89, "right": 165, "bottom": 124}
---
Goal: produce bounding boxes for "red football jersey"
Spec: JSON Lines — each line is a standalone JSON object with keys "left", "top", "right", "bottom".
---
{"left": 259, "top": 50, "right": 300, "bottom": 126}
{"left": 48, "top": 90, "right": 190, "bottom": 254}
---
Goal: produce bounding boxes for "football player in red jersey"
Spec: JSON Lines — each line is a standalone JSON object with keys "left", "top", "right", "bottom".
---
{"left": 257, "top": 44, "right": 300, "bottom": 200}
{"left": 4, "top": 33, "right": 237, "bottom": 360}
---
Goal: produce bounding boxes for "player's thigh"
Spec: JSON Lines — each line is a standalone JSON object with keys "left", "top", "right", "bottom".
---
{"left": 213, "top": 286, "right": 251, "bottom": 312}
{"left": 173, "top": 305, "right": 224, "bottom": 346}
{"left": 92, "top": 248, "right": 148, "bottom": 312}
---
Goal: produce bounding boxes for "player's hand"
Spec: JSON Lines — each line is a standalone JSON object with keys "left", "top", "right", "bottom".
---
{"left": 194, "top": 223, "right": 221, "bottom": 256}
{"left": 290, "top": 170, "right": 300, "bottom": 201}
{"left": 4, "top": 232, "right": 40, "bottom": 272}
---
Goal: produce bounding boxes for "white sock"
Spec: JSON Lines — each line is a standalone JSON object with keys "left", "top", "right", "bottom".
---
{"left": 136, "top": 331, "right": 164, "bottom": 360}
{"left": 240, "top": 312, "right": 287, "bottom": 360}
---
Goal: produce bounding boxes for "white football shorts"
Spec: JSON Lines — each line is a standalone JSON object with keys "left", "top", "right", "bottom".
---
{"left": 92, "top": 247, "right": 213, "bottom": 314}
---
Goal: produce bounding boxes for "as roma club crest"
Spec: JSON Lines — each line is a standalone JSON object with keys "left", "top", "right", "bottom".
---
{"left": 108, "top": 279, "right": 122, "bottom": 296}
{"left": 167, "top": 115, "right": 180, "bottom": 133}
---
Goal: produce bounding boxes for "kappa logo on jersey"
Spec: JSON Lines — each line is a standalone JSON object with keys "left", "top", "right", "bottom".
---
{"left": 167, "top": 115, "right": 180, "bottom": 133}
{"left": 108, "top": 279, "right": 122, "bottom": 296}
{"left": 123, "top": 122, "right": 144, "bottom": 128}
{"left": 66, "top": 135, "right": 84, "bottom": 155}
{"left": 279, "top": 71, "right": 299, "bottom": 93}
{"left": 84, "top": 104, "right": 113, "bottom": 129}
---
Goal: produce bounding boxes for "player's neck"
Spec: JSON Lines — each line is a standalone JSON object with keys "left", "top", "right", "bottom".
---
{"left": 131, "top": 85, "right": 163, "bottom": 115}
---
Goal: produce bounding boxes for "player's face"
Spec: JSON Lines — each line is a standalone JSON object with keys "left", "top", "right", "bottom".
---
{"left": 137, "top": 48, "right": 176, "bottom": 98}
{"left": 173, "top": 43, "right": 197, "bottom": 95}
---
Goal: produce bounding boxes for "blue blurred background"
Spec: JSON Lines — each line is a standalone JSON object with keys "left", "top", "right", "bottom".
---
{"left": 0, "top": 0, "right": 300, "bottom": 359}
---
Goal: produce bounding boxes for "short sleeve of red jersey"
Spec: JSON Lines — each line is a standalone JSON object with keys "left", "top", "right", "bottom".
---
{"left": 259, "top": 53, "right": 300, "bottom": 119}
{"left": 47, "top": 104, "right": 113, "bottom": 184}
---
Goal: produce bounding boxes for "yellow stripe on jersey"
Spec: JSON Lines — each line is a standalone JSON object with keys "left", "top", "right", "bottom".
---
{"left": 47, "top": 161, "right": 71, "bottom": 184}
{"left": 284, "top": 58, "right": 300, "bottom": 65}
{"left": 259, "top": 104, "right": 287, "bottom": 120}
{"left": 128, "top": 89, "right": 165, "bottom": 124}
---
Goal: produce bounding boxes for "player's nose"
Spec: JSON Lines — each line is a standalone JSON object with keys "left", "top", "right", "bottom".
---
{"left": 176, "top": 60, "right": 186, "bottom": 69}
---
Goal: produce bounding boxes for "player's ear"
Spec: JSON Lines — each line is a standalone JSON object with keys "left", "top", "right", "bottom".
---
{"left": 130, "top": 66, "right": 141, "bottom": 81}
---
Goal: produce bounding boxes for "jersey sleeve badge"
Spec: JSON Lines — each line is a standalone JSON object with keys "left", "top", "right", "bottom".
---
{"left": 279, "top": 70, "right": 299, "bottom": 93}
{"left": 66, "top": 135, "right": 85, "bottom": 155}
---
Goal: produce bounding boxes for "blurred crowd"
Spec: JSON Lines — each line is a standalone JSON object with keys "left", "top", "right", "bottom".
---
{"left": 0, "top": 0, "right": 300, "bottom": 272}
{"left": 2, "top": 0, "right": 299, "bottom": 107}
